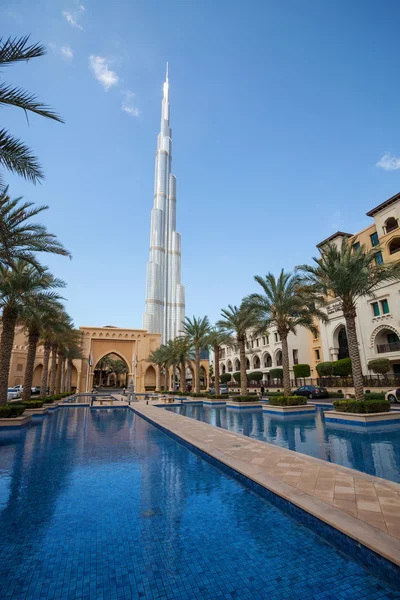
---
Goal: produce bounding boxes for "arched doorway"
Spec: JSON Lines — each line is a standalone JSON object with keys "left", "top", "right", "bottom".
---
{"left": 93, "top": 353, "right": 129, "bottom": 388}
{"left": 234, "top": 358, "right": 240, "bottom": 371}
{"left": 276, "top": 350, "right": 283, "bottom": 366}
{"left": 32, "top": 364, "right": 43, "bottom": 387}
{"left": 144, "top": 365, "right": 157, "bottom": 390}
{"left": 253, "top": 355, "right": 260, "bottom": 369}
{"left": 338, "top": 327, "right": 349, "bottom": 359}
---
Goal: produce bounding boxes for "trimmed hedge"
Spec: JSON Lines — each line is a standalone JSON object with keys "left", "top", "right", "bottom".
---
{"left": 231, "top": 396, "right": 260, "bottom": 403}
{"left": 189, "top": 393, "right": 207, "bottom": 398}
{"left": 206, "top": 394, "right": 226, "bottom": 399}
{"left": 333, "top": 399, "right": 390, "bottom": 414}
{"left": 332, "top": 358, "right": 352, "bottom": 376}
{"left": 264, "top": 391, "right": 284, "bottom": 397}
{"left": 328, "top": 392, "right": 344, "bottom": 399}
{"left": 220, "top": 373, "right": 232, "bottom": 384}
{"left": 363, "top": 392, "right": 386, "bottom": 400}
{"left": 269, "top": 396, "right": 307, "bottom": 406}
{"left": 0, "top": 405, "right": 26, "bottom": 418}
{"left": 270, "top": 368, "right": 283, "bottom": 380}
{"left": 248, "top": 371, "right": 263, "bottom": 381}
{"left": 22, "top": 400, "right": 44, "bottom": 408}
{"left": 368, "top": 358, "right": 391, "bottom": 375}
{"left": 316, "top": 361, "right": 333, "bottom": 377}
{"left": 293, "top": 364, "right": 310, "bottom": 378}
{"left": 233, "top": 372, "right": 241, "bottom": 382}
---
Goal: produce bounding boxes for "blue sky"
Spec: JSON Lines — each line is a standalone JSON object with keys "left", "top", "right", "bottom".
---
{"left": 2, "top": 0, "right": 400, "bottom": 329}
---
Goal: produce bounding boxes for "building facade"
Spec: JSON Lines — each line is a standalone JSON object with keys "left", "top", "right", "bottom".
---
{"left": 143, "top": 66, "right": 185, "bottom": 344}
{"left": 318, "top": 192, "right": 400, "bottom": 377}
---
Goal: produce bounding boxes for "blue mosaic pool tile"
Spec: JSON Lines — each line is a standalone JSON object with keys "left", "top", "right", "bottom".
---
{"left": 0, "top": 407, "right": 399, "bottom": 600}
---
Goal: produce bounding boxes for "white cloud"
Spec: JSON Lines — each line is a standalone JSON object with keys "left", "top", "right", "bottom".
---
{"left": 376, "top": 153, "right": 400, "bottom": 171}
{"left": 122, "top": 91, "right": 140, "bottom": 117}
{"left": 61, "top": 46, "right": 73, "bottom": 59}
{"left": 89, "top": 55, "right": 119, "bottom": 90}
{"left": 62, "top": 4, "right": 85, "bottom": 30}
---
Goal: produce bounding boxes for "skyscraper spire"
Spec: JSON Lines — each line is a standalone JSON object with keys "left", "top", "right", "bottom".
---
{"left": 143, "top": 68, "right": 185, "bottom": 344}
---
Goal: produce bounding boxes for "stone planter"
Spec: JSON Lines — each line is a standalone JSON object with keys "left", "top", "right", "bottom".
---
{"left": 262, "top": 404, "right": 316, "bottom": 415}
{"left": 203, "top": 399, "right": 227, "bottom": 405}
{"left": 23, "top": 407, "right": 49, "bottom": 416}
{"left": 226, "top": 401, "right": 262, "bottom": 410}
{"left": 0, "top": 415, "right": 32, "bottom": 427}
{"left": 324, "top": 410, "right": 400, "bottom": 426}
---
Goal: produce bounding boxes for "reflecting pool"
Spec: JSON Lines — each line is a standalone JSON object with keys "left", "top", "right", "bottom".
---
{"left": 165, "top": 404, "right": 400, "bottom": 483}
{"left": 0, "top": 408, "right": 399, "bottom": 599}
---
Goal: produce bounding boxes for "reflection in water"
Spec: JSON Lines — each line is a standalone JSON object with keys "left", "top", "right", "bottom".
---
{"left": 165, "top": 405, "right": 400, "bottom": 483}
{"left": 0, "top": 408, "right": 399, "bottom": 599}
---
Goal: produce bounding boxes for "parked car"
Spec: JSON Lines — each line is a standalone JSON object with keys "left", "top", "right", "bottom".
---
{"left": 14, "top": 385, "right": 23, "bottom": 395}
{"left": 208, "top": 385, "right": 229, "bottom": 395}
{"left": 293, "top": 385, "right": 329, "bottom": 399}
{"left": 31, "top": 386, "right": 40, "bottom": 394}
{"left": 7, "top": 387, "right": 20, "bottom": 401}
{"left": 385, "top": 389, "right": 400, "bottom": 404}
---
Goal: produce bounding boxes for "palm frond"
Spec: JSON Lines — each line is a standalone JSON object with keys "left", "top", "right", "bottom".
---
{"left": 0, "top": 128, "right": 43, "bottom": 182}
{"left": 0, "top": 83, "right": 64, "bottom": 122}
{"left": 0, "top": 36, "right": 45, "bottom": 66}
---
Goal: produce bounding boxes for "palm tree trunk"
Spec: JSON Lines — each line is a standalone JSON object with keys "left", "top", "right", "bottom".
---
{"left": 281, "top": 333, "right": 291, "bottom": 396}
{"left": 55, "top": 351, "right": 63, "bottom": 394}
{"left": 49, "top": 344, "right": 57, "bottom": 395}
{"left": 0, "top": 308, "right": 18, "bottom": 406}
{"left": 156, "top": 365, "right": 161, "bottom": 391}
{"left": 60, "top": 357, "right": 66, "bottom": 392}
{"left": 214, "top": 346, "right": 220, "bottom": 395}
{"left": 40, "top": 342, "right": 51, "bottom": 399}
{"left": 344, "top": 314, "right": 364, "bottom": 401}
{"left": 22, "top": 330, "right": 40, "bottom": 402}
{"left": 195, "top": 347, "right": 200, "bottom": 393}
{"left": 180, "top": 363, "right": 185, "bottom": 392}
{"left": 66, "top": 359, "right": 73, "bottom": 393}
{"left": 239, "top": 338, "right": 247, "bottom": 396}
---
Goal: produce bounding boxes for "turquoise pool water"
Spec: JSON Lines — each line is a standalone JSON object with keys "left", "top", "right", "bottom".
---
{"left": 165, "top": 404, "right": 400, "bottom": 483}
{"left": 0, "top": 407, "right": 399, "bottom": 599}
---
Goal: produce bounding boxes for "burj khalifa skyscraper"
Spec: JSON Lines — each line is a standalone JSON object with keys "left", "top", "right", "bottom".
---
{"left": 143, "top": 66, "right": 185, "bottom": 344}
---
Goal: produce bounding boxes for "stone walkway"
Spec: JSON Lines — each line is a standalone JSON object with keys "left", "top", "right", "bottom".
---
{"left": 130, "top": 403, "right": 400, "bottom": 567}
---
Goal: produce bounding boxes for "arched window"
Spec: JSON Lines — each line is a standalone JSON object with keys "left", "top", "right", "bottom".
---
{"left": 253, "top": 355, "right": 260, "bottom": 369}
{"left": 234, "top": 358, "right": 240, "bottom": 371}
{"left": 220, "top": 363, "right": 226, "bottom": 374}
{"left": 338, "top": 326, "right": 349, "bottom": 359}
{"left": 245, "top": 358, "right": 250, "bottom": 370}
{"left": 264, "top": 353, "right": 272, "bottom": 368}
{"left": 385, "top": 217, "right": 398, "bottom": 234}
{"left": 276, "top": 351, "right": 283, "bottom": 366}
{"left": 389, "top": 237, "right": 400, "bottom": 255}
{"left": 227, "top": 360, "right": 233, "bottom": 372}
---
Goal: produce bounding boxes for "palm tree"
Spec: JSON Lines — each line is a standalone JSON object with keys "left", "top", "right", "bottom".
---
{"left": 110, "top": 359, "right": 128, "bottom": 388}
{"left": 173, "top": 337, "right": 194, "bottom": 392}
{"left": 0, "top": 36, "right": 63, "bottom": 185}
{"left": 148, "top": 347, "right": 168, "bottom": 391}
{"left": 217, "top": 304, "right": 256, "bottom": 396}
{"left": 39, "top": 310, "right": 71, "bottom": 399}
{"left": 182, "top": 316, "right": 211, "bottom": 393}
{"left": 298, "top": 240, "right": 400, "bottom": 400}
{"left": 64, "top": 335, "right": 83, "bottom": 393}
{"left": 0, "top": 187, "right": 71, "bottom": 270}
{"left": 20, "top": 297, "right": 65, "bottom": 402}
{"left": 243, "top": 271, "right": 326, "bottom": 397}
{"left": 207, "top": 328, "right": 234, "bottom": 395}
{"left": 0, "top": 261, "right": 65, "bottom": 405}
{"left": 95, "top": 355, "right": 113, "bottom": 387}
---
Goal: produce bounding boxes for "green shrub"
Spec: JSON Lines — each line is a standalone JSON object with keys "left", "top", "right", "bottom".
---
{"left": 190, "top": 392, "right": 207, "bottom": 398}
{"left": 220, "top": 373, "right": 232, "bottom": 384}
{"left": 264, "top": 391, "right": 284, "bottom": 397}
{"left": 367, "top": 358, "right": 391, "bottom": 375}
{"left": 361, "top": 392, "right": 386, "bottom": 400}
{"left": 333, "top": 399, "right": 390, "bottom": 414}
{"left": 206, "top": 394, "right": 226, "bottom": 399}
{"left": 231, "top": 396, "right": 260, "bottom": 402}
{"left": 332, "top": 358, "right": 352, "bottom": 376}
{"left": 270, "top": 368, "right": 283, "bottom": 380}
{"left": 316, "top": 361, "right": 333, "bottom": 377}
{"left": 0, "top": 405, "right": 26, "bottom": 418}
{"left": 248, "top": 371, "right": 263, "bottom": 381}
{"left": 21, "top": 401, "right": 44, "bottom": 409}
{"left": 328, "top": 391, "right": 344, "bottom": 399}
{"left": 269, "top": 396, "right": 307, "bottom": 406}
{"left": 233, "top": 372, "right": 241, "bottom": 382}
{"left": 293, "top": 364, "right": 310, "bottom": 378}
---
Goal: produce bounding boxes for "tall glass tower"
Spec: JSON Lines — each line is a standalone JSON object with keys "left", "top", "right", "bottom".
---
{"left": 143, "top": 66, "right": 185, "bottom": 344}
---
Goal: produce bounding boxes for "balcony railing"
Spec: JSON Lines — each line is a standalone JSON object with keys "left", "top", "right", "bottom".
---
{"left": 377, "top": 342, "right": 400, "bottom": 353}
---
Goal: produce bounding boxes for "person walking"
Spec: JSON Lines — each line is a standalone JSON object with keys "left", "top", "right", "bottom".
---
{"left": 260, "top": 385, "right": 265, "bottom": 397}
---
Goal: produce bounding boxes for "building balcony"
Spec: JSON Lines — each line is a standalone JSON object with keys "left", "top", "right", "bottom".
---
{"left": 376, "top": 342, "right": 400, "bottom": 354}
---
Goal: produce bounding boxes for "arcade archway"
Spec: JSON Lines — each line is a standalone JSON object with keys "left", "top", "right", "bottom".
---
{"left": 93, "top": 353, "right": 129, "bottom": 388}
